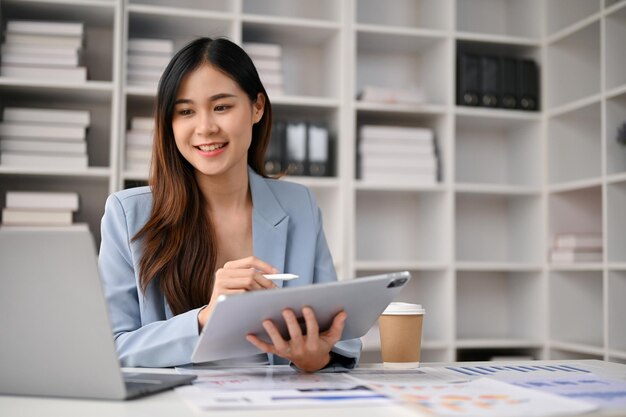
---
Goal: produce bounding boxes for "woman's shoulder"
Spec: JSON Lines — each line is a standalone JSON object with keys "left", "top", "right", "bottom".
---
{"left": 106, "top": 186, "right": 153, "bottom": 218}
{"left": 109, "top": 186, "right": 152, "bottom": 206}
{"left": 262, "top": 176, "right": 314, "bottom": 204}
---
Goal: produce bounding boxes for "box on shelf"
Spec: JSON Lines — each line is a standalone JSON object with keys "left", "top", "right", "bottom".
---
{"left": 126, "top": 38, "right": 174, "bottom": 88}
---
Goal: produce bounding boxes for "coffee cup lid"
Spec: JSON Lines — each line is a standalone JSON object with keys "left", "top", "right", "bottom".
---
{"left": 383, "top": 302, "right": 425, "bottom": 315}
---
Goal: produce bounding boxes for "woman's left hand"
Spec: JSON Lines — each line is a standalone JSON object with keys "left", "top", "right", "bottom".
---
{"left": 246, "top": 306, "right": 346, "bottom": 373}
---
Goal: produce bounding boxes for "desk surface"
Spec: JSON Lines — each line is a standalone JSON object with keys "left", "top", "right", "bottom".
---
{"left": 1, "top": 360, "right": 625, "bottom": 417}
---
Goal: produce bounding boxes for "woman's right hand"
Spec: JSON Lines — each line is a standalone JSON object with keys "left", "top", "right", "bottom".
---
{"left": 198, "top": 256, "right": 278, "bottom": 328}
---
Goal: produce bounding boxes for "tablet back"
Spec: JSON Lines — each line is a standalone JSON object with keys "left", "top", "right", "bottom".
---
{"left": 192, "top": 271, "right": 411, "bottom": 363}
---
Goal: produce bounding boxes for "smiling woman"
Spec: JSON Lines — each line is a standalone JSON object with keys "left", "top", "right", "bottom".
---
{"left": 97, "top": 37, "right": 361, "bottom": 372}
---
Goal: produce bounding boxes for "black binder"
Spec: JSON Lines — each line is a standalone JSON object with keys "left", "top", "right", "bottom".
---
{"left": 457, "top": 53, "right": 480, "bottom": 106}
{"left": 479, "top": 55, "right": 499, "bottom": 107}
{"left": 499, "top": 57, "right": 518, "bottom": 109}
{"left": 264, "top": 120, "right": 285, "bottom": 175}
{"left": 518, "top": 59, "right": 539, "bottom": 111}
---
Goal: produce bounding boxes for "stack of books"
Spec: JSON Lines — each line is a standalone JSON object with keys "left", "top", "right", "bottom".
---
{"left": 243, "top": 42, "right": 284, "bottom": 97}
{"left": 0, "top": 107, "right": 90, "bottom": 169}
{"left": 125, "top": 116, "right": 153, "bottom": 172}
{"left": 126, "top": 38, "right": 174, "bottom": 88}
{"left": 357, "top": 85, "right": 426, "bottom": 105}
{"left": 358, "top": 125, "right": 437, "bottom": 185}
{"left": 549, "top": 233, "right": 603, "bottom": 264}
{"left": 2, "top": 191, "right": 79, "bottom": 226}
{"left": 1, "top": 20, "right": 86, "bottom": 82}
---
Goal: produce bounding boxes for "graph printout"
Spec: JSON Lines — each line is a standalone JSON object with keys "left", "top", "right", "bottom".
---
{"left": 359, "top": 377, "right": 597, "bottom": 417}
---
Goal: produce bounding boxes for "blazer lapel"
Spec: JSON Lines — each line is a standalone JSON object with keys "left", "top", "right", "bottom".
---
{"left": 249, "top": 168, "right": 289, "bottom": 288}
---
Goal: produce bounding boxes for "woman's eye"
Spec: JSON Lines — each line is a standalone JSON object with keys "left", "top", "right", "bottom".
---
{"left": 214, "top": 104, "right": 230, "bottom": 112}
{"left": 178, "top": 109, "right": 193, "bottom": 116}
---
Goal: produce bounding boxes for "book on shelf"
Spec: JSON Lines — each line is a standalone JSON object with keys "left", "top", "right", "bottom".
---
{"left": 0, "top": 65, "right": 87, "bottom": 82}
{"left": 0, "top": 152, "right": 88, "bottom": 169}
{"left": 1, "top": 208, "right": 73, "bottom": 226}
{"left": 126, "top": 67, "right": 161, "bottom": 86}
{"left": 0, "top": 122, "right": 86, "bottom": 140}
{"left": 125, "top": 148, "right": 152, "bottom": 161}
{"left": 127, "top": 53, "right": 170, "bottom": 70}
{"left": 1, "top": 52, "right": 79, "bottom": 67}
{"left": 357, "top": 85, "right": 426, "bottom": 105}
{"left": 126, "top": 131, "right": 153, "bottom": 148}
{"left": 243, "top": 42, "right": 282, "bottom": 59}
{"left": 1, "top": 43, "right": 79, "bottom": 57}
{"left": 554, "top": 233, "right": 603, "bottom": 250}
{"left": 130, "top": 117, "right": 154, "bottom": 132}
{"left": 3, "top": 33, "right": 83, "bottom": 49}
{"left": 6, "top": 191, "right": 79, "bottom": 211}
{"left": 258, "top": 71, "right": 283, "bottom": 87}
{"left": 360, "top": 155, "right": 437, "bottom": 171}
{"left": 360, "top": 170, "right": 437, "bottom": 185}
{"left": 550, "top": 249, "right": 603, "bottom": 264}
{"left": 359, "top": 142, "right": 434, "bottom": 156}
{"left": 6, "top": 20, "right": 83, "bottom": 37}
{"left": 0, "top": 139, "right": 87, "bottom": 154}
{"left": 360, "top": 125, "right": 434, "bottom": 142}
{"left": 251, "top": 57, "right": 282, "bottom": 72}
{"left": 3, "top": 107, "right": 90, "bottom": 127}
{"left": 127, "top": 38, "right": 174, "bottom": 55}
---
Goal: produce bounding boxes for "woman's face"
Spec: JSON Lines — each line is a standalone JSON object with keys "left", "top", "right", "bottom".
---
{"left": 171, "top": 63, "right": 264, "bottom": 179}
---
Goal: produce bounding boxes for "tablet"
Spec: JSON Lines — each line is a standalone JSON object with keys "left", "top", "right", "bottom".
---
{"left": 191, "top": 271, "right": 411, "bottom": 363}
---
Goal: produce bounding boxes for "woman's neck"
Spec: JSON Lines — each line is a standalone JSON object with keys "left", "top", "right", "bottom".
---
{"left": 196, "top": 165, "right": 251, "bottom": 214}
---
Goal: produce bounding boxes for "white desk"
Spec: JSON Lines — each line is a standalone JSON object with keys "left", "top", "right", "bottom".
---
{"left": 1, "top": 360, "right": 625, "bottom": 417}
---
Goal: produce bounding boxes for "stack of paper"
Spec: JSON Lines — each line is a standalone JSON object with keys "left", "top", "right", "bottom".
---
{"left": 358, "top": 85, "right": 426, "bottom": 105}
{"left": 127, "top": 38, "right": 174, "bottom": 88}
{"left": 243, "top": 42, "right": 284, "bottom": 97}
{"left": 125, "top": 116, "right": 153, "bottom": 172}
{"left": 549, "top": 233, "right": 603, "bottom": 264}
{"left": 1, "top": 20, "right": 87, "bottom": 82}
{"left": 358, "top": 125, "right": 438, "bottom": 185}
{"left": 2, "top": 191, "right": 79, "bottom": 226}
{"left": 0, "top": 107, "right": 90, "bottom": 169}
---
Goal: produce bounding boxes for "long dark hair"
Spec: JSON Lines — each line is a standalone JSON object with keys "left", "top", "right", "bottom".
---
{"left": 134, "top": 37, "right": 273, "bottom": 315}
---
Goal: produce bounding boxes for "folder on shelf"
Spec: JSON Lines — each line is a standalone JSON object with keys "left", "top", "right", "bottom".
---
{"left": 264, "top": 120, "right": 285, "bottom": 176}
{"left": 519, "top": 59, "right": 539, "bottom": 111}
{"left": 285, "top": 122, "right": 307, "bottom": 176}
{"left": 479, "top": 55, "right": 499, "bottom": 108}
{"left": 457, "top": 53, "right": 480, "bottom": 106}
{"left": 307, "top": 124, "right": 330, "bottom": 177}
{"left": 499, "top": 57, "right": 518, "bottom": 109}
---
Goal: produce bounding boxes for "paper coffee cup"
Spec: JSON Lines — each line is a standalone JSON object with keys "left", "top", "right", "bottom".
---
{"left": 379, "top": 302, "right": 425, "bottom": 369}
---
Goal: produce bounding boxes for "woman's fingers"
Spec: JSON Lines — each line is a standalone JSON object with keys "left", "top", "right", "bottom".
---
{"left": 321, "top": 310, "right": 347, "bottom": 345}
{"left": 282, "top": 309, "right": 305, "bottom": 347}
{"left": 223, "top": 256, "right": 278, "bottom": 274}
{"left": 261, "top": 319, "right": 291, "bottom": 356}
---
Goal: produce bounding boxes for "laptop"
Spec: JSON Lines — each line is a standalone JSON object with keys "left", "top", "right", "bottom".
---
{"left": 0, "top": 225, "right": 196, "bottom": 400}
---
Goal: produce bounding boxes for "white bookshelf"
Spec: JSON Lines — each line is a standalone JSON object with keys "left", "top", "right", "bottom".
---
{"left": 2, "top": 0, "right": 625, "bottom": 363}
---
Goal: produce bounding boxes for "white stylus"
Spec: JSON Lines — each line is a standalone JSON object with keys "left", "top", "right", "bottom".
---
{"left": 263, "top": 273, "right": 299, "bottom": 281}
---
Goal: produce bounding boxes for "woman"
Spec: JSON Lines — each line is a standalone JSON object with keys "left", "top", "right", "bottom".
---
{"left": 98, "top": 37, "right": 360, "bottom": 371}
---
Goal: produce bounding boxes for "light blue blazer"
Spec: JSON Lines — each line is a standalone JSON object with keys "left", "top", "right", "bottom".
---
{"left": 98, "top": 167, "right": 361, "bottom": 368}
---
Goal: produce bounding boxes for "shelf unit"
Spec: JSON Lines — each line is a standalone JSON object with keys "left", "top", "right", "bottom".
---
{"left": 1, "top": 0, "right": 625, "bottom": 363}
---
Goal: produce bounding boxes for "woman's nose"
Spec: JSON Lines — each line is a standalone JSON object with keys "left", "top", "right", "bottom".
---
{"left": 196, "top": 111, "right": 219, "bottom": 136}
